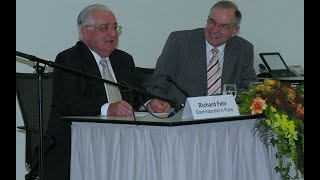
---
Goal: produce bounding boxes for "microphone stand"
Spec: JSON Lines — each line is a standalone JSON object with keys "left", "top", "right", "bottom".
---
{"left": 36, "top": 63, "right": 46, "bottom": 180}
{"left": 23, "top": 61, "right": 46, "bottom": 180}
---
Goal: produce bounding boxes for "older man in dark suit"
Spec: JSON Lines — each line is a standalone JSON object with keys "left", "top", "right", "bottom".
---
{"left": 146, "top": 0, "right": 258, "bottom": 108}
{"left": 45, "top": 4, "right": 170, "bottom": 180}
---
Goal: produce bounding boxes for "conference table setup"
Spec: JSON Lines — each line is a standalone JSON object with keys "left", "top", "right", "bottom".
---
{"left": 63, "top": 110, "right": 284, "bottom": 180}
{"left": 258, "top": 76, "right": 304, "bottom": 85}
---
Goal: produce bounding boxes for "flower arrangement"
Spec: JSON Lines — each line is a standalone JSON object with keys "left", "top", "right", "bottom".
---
{"left": 237, "top": 79, "right": 304, "bottom": 180}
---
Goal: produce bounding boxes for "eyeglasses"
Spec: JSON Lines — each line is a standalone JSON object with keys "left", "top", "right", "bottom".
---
{"left": 87, "top": 24, "right": 123, "bottom": 35}
{"left": 207, "top": 18, "right": 235, "bottom": 30}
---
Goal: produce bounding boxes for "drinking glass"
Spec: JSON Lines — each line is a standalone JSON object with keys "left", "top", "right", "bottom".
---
{"left": 223, "top": 84, "right": 237, "bottom": 98}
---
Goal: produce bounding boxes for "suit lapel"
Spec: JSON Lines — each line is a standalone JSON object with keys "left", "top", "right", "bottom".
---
{"left": 189, "top": 29, "right": 207, "bottom": 94}
{"left": 76, "top": 41, "right": 102, "bottom": 78}
{"left": 221, "top": 38, "right": 240, "bottom": 85}
{"left": 109, "top": 51, "right": 122, "bottom": 80}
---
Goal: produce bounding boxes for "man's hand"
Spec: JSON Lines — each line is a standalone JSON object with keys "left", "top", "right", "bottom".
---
{"left": 107, "top": 100, "right": 134, "bottom": 116}
{"left": 147, "top": 99, "right": 171, "bottom": 113}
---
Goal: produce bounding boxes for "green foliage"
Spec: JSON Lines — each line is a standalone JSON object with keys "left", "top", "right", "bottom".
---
{"left": 238, "top": 80, "right": 304, "bottom": 179}
{"left": 237, "top": 91, "right": 254, "bottom": 114}
{"left": 253, "top": 118, "right": 274, "bottom": 147}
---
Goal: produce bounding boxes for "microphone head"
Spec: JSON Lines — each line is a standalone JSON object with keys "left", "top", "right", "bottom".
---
{"left": 259, "top": 63, "right": 267, "bottom": 70}
{"left": 167, "top": 103, "right": 185, "bottom": 118}
{"left": 259, "top": 63, "right": 277, "bottom": 79}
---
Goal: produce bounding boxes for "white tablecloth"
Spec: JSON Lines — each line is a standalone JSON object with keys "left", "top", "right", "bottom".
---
{"left": 70, "top": 119, "right": 281, "bottom": 180}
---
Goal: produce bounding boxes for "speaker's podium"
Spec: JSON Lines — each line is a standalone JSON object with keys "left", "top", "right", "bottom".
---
{"left": 63, "top": 111, "right": 282, "bottom": 180}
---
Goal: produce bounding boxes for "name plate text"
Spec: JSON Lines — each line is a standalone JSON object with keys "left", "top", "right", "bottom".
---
{"left": 182, "top": 95, "right": 239, "bottom": 120}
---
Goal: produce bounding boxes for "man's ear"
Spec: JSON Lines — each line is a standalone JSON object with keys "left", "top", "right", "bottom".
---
{"left": 232, "top": 25, "right": 240, "bottom": 37}
{"left": 81, "top": 26, "right": 90, "bottom": 40}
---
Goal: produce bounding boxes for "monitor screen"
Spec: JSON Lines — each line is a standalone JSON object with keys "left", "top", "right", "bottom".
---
{"left": 259, "top": 52, "right": 289, "bottom": 71}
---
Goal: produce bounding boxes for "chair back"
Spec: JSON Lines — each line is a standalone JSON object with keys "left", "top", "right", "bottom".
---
{"left": 134, "top": 67, "right": 154, "bottom": 90}
{"left": 16, "top": 72, "right": 53, "bottom": 170}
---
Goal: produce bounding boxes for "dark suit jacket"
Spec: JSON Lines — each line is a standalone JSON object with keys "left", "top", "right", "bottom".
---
{"left": 146, "top": 28, "right": 258, "bottom": 106}
{"left": 45, "top": 41, "right": 142, "bottom": 180}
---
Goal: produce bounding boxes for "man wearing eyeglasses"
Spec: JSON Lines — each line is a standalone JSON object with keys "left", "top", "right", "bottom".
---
{"left": 146, "top": 0, "right": 258, "bottom": 108}
{"left": 45, "top": 4, "right": 170, "bottom": 180}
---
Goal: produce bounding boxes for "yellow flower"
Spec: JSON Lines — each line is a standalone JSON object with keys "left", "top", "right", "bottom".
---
{"left": 265, "top": 79, "right": 279, "bottom": 86}
{"left": 256, "top": 84, "right": 272, "bottom": 92}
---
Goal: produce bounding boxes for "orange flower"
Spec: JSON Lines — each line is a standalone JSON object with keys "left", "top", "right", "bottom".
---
{"left": 250, "top": 97, "right": 267, "bottom": 115}
{"left": 296, "top": 104, "right": 304, "bottom": 119}
{"left": 285, "top": 85, "right": 296, "bottom": 100}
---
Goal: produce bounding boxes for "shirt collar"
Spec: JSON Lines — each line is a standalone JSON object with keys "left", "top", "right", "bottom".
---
{"left": 205, "top": 40, "right": 226, "bottom": 56}
{"left": 89, "top": 49, "right": 110, "bottom": 65}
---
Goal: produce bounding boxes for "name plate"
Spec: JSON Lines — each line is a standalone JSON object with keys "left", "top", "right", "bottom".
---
{"left": 182, "top": 95, "right": 239, "bottom": 120}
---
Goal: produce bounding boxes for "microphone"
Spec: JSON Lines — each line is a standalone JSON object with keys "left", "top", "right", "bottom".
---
{"left": 259, "top": 63, "right": 268, "bottom": 72}
{"left": 167, "top": 103, "right": 184, "bottom": 117}
{"left": 259, "top": 63, "right": 278, "bottom": 79}
{"left": 166, "top": 75, "right": 189, "bottom": 117}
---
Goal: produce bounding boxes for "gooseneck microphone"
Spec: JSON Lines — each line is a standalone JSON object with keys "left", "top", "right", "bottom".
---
{"left": 167, "top": 103, "right": 184, "bottom": 117}
{"left": 166, "top": 75, "right": 189, "bottom": 117}
{"left": 259, "top": 63, "right": 268, "bottom": 72}
{"left": 259, "top": 63, "right": 278, "bottom": 79}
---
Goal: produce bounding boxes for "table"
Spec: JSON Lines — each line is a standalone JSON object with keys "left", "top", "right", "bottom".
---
{"left": 258, "top": 76, "right": 304, "bottom": 84}
{"left": 65, "top": 114, "right": 282, "bottom": 180}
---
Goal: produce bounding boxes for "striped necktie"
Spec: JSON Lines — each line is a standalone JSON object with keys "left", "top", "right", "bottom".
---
{"left": 207, "top": 48, "right": 221, "bottom": 95}
{"left": 99, "top": 58, "right": 122, "bottom": 103}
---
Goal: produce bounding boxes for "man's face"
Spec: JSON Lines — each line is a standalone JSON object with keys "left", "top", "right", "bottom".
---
{"left": 82, "top": 10, "right": 119, "bottom": 57}
{"left": 205, "top": 7, "right": 240, "bottom": 47}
